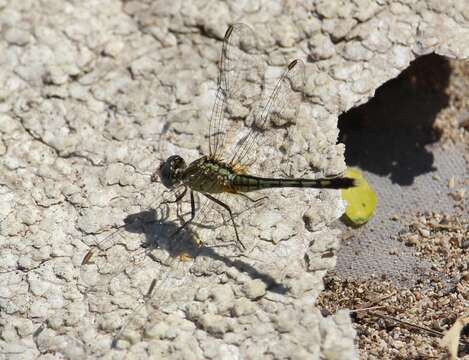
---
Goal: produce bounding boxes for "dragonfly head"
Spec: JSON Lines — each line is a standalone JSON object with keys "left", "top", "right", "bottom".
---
{"left": 154, "top": 155, "right": 187, "bottom": 188}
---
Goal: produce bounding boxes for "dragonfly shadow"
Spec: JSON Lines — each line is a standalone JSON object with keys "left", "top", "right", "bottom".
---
{"left": 197, "top": 247, "right": 289, "bottom": 295}
{"left": 121, "top": 207, "right": 288, "bottom": 295}
{"left": 122, "top": 207, "right": 197, "bottom": 259}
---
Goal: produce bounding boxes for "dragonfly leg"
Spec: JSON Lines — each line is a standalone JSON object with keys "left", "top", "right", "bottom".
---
{"left": 161, "top": 186, "right": 188, "bottom": 223}
{"left": 162, "top": 186, "right": 187, "bottom": 205}
{"left": 202, "top": 193, "right": 246, "bottom": 250}
{"left": 173, "top": 190, "right": 196, "bottom": 238}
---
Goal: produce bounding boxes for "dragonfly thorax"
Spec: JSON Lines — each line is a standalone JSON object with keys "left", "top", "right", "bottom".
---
{"left": 155, "top": 155, "right": 187, "bottom": 189}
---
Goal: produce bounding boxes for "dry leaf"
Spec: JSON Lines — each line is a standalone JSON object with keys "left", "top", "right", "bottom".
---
{"left": 440, "top": 315, "right": 469, "bottom": 359}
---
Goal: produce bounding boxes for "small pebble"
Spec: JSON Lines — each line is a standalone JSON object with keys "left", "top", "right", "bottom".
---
{"left": 199, "top": 314, "right": 229, "bottom": 335}
{"left": 242, "top": 279, "right": 267, "bottom": 300}
{"left": 404, "top": 234, "right": 419, "bottom": 246}
{"left": 418, "top": 228, "right": 430, "bottom": 237}
{"left": 448, "top": 176, "right": 455, "bottom": 189}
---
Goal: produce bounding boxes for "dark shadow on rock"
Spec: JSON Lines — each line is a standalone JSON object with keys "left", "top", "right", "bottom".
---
{"left": 109, "top": 207, "right": 288, "bottom": 350}
{"left": 338, "top": 54, "right": 451, "bottom": 185}
{"left": 121, "top": 207, "right": 289, "bottom": 295}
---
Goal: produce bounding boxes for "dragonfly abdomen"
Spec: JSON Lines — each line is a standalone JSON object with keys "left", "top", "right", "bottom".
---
{"left": 232, "top": 174, "right": 355, "bottom": 192}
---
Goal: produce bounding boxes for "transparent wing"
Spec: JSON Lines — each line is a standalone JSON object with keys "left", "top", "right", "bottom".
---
{"left": 79, "top": 205, "right": 173, "bottom": 294}
{"left": 209, "top": 23, "right": 263, "bottom": 160}
{"left": 111, "top": 189, "right": 257, "bottom": 344}
{"left": 79, "top": 185, "right": 240, "bottom": 344}
{"left": 227, "top": 59, "right": 305, "bottom": 171}
{"left": 79, "top": 181, "right": 237, "bottom": 292}
{"left": 109, "top": 236, "right": 200, "bottom": 346}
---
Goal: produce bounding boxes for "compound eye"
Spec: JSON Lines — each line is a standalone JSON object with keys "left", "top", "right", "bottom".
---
{"left": 174, "top": 156, "right": 183, "bottom": 166}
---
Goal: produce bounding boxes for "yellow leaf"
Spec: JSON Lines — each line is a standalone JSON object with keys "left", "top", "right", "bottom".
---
{"left": 341, "top": 168, "right": 377, "bottom": 226}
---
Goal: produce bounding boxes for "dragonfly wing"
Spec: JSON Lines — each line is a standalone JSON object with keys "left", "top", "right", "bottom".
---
{"left": 109, "top": 253, "right": 194, "bottom": 345}
{"left": 80, "top": 228, "right": 136, "bottom": 290}
{"left": 79, "top": 206, "right": 172, "bottom": 294}
{"left": 107, "top": 191, "right": 241, "bottom": 344}
{"left": 209, "top": 23, "right": 263, "bottom": 159}
{"left": 227, "top": 59, "right": 305, "bottom": 174}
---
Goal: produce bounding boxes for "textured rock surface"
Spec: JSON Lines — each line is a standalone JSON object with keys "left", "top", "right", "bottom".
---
{"left": 0, "top": 0, "right": 467, "bottom": 359}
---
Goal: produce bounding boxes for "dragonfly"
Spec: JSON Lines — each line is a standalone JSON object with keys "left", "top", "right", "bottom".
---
{"left": 154, "top": 23, "right": 355, "bottom": 250}
{"left": 80, "top": 23, "right": 355, "bottom": 346}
